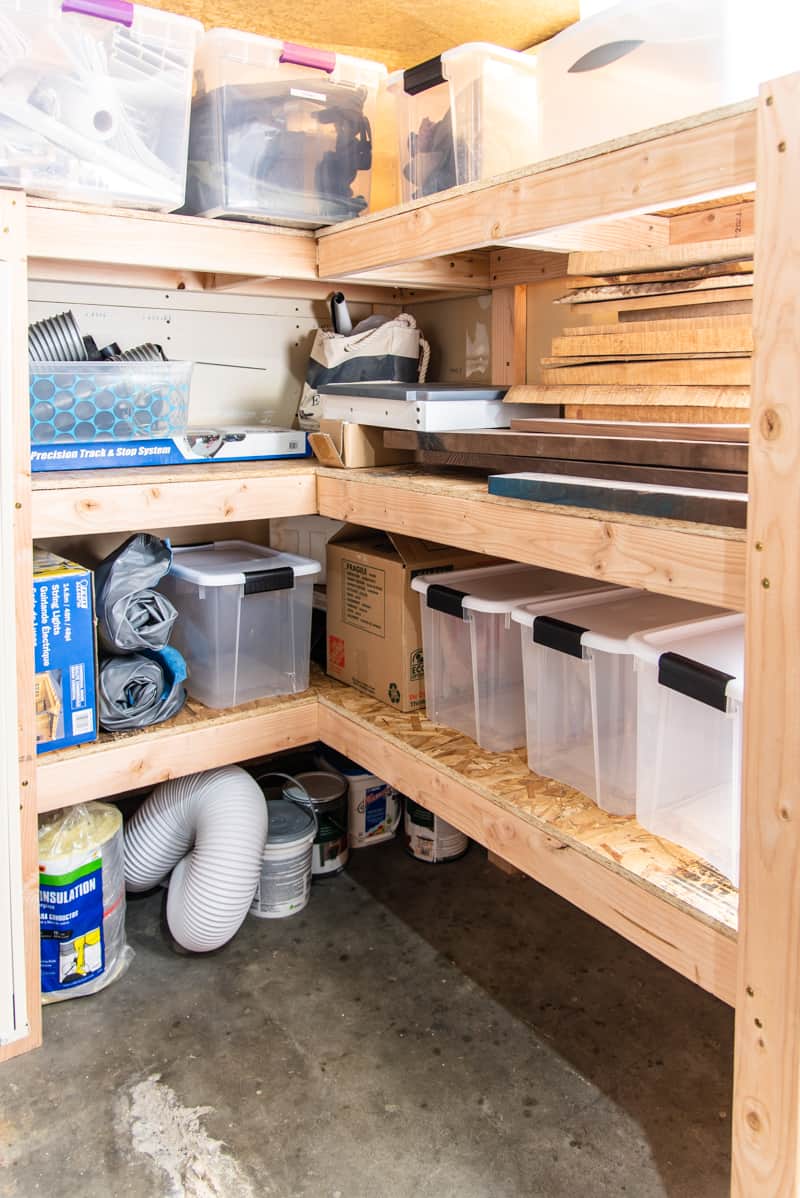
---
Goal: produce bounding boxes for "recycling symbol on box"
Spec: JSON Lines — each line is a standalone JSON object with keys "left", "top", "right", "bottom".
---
{"left": 388, "top": 682, "right": 401, "bottom": 705}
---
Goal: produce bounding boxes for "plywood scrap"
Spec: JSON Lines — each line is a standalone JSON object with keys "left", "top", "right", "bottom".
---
{"left": 541, "top": 359, "right": 751, "bottom": 386}
{"left": 487, "top": 471, "right": 747, "bottom": 528}
{"left": 618, "top": 298, "right": 752, "bottom": 322}
{"left": 550, "top": 326, "right": 752, "bottom": 358}
{"left": 563, "top": 404, "right": 749, "bottom": 424}
{"left": 556, "top": 273, "right": 753, "bottom": 305}
{"left": 504, "top": 384, "right": 750, "bottom": 409}
{"left": 568, "top": 236, "right": 754, "bottom": 277}
{"left": 509, "top": 418, "right": 749, "bottom": 444}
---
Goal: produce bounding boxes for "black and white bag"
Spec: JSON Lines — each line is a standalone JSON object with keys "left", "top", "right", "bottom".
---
{"left": 298, "top": 312, "right": 430, "bottom": 431}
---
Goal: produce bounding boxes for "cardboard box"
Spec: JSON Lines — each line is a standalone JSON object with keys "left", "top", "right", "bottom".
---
{"left": 33, "top": 550, "right": 97, "bottom": 754}
{"left": 31, "top": 427, "right": 310, "bottom": 473}
{"left": 326, "top": 527, "right": 490, "bottom": 712}
{"left": 309, "top": 420, "right": 412, "bottom": 469}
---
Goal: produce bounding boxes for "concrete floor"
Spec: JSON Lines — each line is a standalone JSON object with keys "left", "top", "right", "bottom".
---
{"left": 1, "top": 841, "right": 733, "bottom": 1198}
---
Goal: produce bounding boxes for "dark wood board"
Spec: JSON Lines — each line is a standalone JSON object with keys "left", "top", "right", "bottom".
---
{"left": 412, "top": 450, "right": 747, "bottom": 493}
{"left": 509, "top": 418, "right": 750, "bottom": 444}
{"left": 487, "top": 472, "right": 748, "bottom": 528}
{"left": 384, "top": 427, "right": 748, "bottom": 472}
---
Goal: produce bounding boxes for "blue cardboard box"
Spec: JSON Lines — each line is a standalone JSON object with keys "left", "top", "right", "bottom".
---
{"left": 30, "top": 428, "right": 310, "bottom": 473}
{"left": 33, "top": 551, "right": 97, "bottom": 754}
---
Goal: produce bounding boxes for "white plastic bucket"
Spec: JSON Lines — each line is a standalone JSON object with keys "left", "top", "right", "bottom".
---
{"left": 404, "top": 798, "right": 468, "bottom": 864}
{"left": 317, "top": 749, "right": 401, "bottom": 848}
{"left": 250, "top": 798, "right": 316, "bottom": 919}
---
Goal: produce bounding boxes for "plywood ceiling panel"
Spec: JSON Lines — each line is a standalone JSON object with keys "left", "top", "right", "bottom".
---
{"left": 145, "top": 0, "right": 579, "bottom": 69}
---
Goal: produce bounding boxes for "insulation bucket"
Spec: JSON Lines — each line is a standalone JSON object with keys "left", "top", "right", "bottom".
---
{"left": 404, "top": 798, "right": 468, "bottom": 864}
{"left": 250, "top": 799, "right": 316, "bottom": 919}
{"left": 285, "top": 770, "right": 349, "bottom": 876}
{"left": 38, "top": 801, "right": 129, "bottom": 1001}
{"left": 316, "top": 748, "right": 401, "bottom": 848}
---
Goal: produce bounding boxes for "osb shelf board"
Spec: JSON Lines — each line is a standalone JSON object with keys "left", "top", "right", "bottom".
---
{"left": 31, "top": 459, "right": 317, "bottom": 490}
{"left": 317, "top": 466, "right": 746, "bottom": 541}
{"left": 36, "top": 682, "right": 322, "bottom": 810}
{"left": 321, "top": 681, "right": 738, "bottom": 935}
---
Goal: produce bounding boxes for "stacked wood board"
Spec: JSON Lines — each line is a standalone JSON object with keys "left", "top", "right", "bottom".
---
{"left": 527, "top": 239, "right": 754, "bottom": 424}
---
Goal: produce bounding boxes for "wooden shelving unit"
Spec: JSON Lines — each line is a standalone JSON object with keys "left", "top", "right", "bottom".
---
{"left": 3, "top": 83, "right": 795, "bottom": 1197}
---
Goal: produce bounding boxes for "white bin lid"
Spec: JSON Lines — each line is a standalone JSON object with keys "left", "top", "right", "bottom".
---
{"left": 412, "top": 561, "right": 614, "bottom": 615}
{"left": 168, "top": 540, "right": 321, "bottom": 587}
{"left": 630, "top": 614, "right": 745, "bottom": 707}
{"left": 512, "top": 588, "right": 727, "bottom": 655}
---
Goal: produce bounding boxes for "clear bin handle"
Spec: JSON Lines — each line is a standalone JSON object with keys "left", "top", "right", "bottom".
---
{"left": 280, "top": 42, "right": 336, "bottom": 74}
{"left": 62, "top": 0, "right": 134, "bottom": 25}
{"left": 568, "top": 39, "right": 645, "bottom": 74}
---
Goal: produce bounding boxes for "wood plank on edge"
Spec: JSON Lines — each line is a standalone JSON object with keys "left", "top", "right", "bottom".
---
{"left": 316, "top": 468, "right": 746, "bottom": 609}
{"left": 318, "top": 699, "right": 737, "bottom": 1005}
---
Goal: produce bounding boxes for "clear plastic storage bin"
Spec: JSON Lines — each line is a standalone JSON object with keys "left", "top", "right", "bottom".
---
{"left": 512, "top": 590, "right": 726, "bottom": 815}
{"left": 0, "top": 0, "right": 201, "bottom": 209}
{"left": 387, "top": 43, "right": 539, "bottom": 202}
{"left": 411, "top": 563, "right": 613, "bottom": 752}
{"left": 29, "top": 360, "right": 191, "bottom": 441}
{"left": 160, "top": 541, "right": 321, "bottom": 709}
{"left": 535, "top": 0, "right": 800, "bottom": 164}
{"left": 631, "top": 614, "right": 744, "bottom": 883}
{"left": 185, "top": 30, "right": 386, "bottom": 226}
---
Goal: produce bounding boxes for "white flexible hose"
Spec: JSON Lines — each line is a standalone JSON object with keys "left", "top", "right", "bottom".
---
{"left": 123, "top": 766, "right": 268, "bottom": 953}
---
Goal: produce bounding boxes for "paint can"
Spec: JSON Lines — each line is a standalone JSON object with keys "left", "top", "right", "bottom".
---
{"left": 250, "top": 799, "right": 316, "bottom": 919}
{"left": 316, "top": 748, "right": 401, "bottom": 848}
{"left": 286, "top": 770, "right": 349, "bottom": 877}
{"left": 404, "top": 797, "right": 469, "bottom": 864}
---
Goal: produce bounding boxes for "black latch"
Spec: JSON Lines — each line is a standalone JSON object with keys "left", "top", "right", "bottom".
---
{"left": 244, "top": 566, "right": 295, "bottom": 595}
{"left": 404, "top": 55, "right": 446, "bottom": 95}
{"left": 657, "top": 652, "right": 734, "bottom": 713}
{"left": 532, "top": 615, "right": 587, "bottom": 659}
{"left": 426, "top": 584, "right": 468, "bottom": 619}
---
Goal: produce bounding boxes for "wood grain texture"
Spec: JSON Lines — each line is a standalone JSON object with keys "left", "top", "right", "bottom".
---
{"left": 568, "top": 236, "right": 754, "bottom": 277}
{"left": 510, "top": 418, "right": 749, "bottom": 443}
{"left": 0, "top": 194, "right": 40, "bottom": 1061}
{"left": 316, "top": 467, "right": 746, "bottom": 609}
{"left": 560, "top": 274, "right": 753, "bottom": 305}
{"left": 318, "top": 689, "right": 738, "bottom": 1003}
{"left": 669, "top": 201, "right": 754, "bottom": 245}
{"left": 733, "top": 76, "right": 800, "bottom": 1198}
{"left": 568, "top": 259, "right": 753, "bottom": 286}
{"left": 31, "top": 461, "right": 318, "bottom": 539}
{"left": 37, "top": 688, "right": 321, "bottom": 809}
{"left": 505, "top": 384, "right": 751, "bottom": 409}
{"left": 562, "top": 314, "right": 752, "bottom": 338}
{"left": 490, "top": 249, "right": 570, "bottom": 287}
{"left": 411, "top": 450, "right": 747, "bottom": 493}
{"left": 385, "top": 426, "right": 748, "bottom": 472}
{"left": 564, "top": 404, "right": 749, "bottom": 424}
{"left": 551, "top": 326, "right": 752, "bottom": 357}
{"left": 619, "top": 298, "right": 753, "bottom": 323}
{"left": 491, "top": 285, "right": 528, "bottom": 385}
{"left": 510, "top": 214, "right": 669, "bottom": 254}
{"left": 317, "top": 106, "right": 757, "bottom": 278}
{"left": 541, "top": 359, "right": 752, "bottom": 386}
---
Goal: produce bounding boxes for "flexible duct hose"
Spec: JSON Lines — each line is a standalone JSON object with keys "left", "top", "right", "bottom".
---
{"left": 123, "top": 766, "right": 268, "bottom": 953}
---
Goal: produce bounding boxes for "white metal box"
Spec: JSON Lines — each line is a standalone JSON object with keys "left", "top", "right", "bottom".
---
{"left": 387, "top": 43, "right": 539, "bottom": 202}
{"left": 631, "top": 614, "right": 744, "bottom": 883}
{"left": 412, "top": 563, "right": 613, "bottom": 752}
{"left": 0, "top": 0, "right": 201, "bottom": 209}
{"left": 160, "top": 541, "right": 320, "bottom": 709}
{"left": 185, "top": 30, "right": 386, "bottom": 226}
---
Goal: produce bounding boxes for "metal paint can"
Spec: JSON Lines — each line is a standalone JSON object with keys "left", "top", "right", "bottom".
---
{"left": 404, "top": 797, "right": 469, "bottom": 864}
{"left": 286, "top": 770, "right": 349, "bottom": 877}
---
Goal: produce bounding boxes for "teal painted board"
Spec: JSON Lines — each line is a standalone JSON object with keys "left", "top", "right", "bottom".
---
{"left": 487, "top": 471, "right": 748, "bottom": 528}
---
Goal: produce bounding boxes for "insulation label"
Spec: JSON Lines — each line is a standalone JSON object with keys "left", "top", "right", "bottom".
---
{"left": 39, "top": 857, "right": 104, "bottom": 993}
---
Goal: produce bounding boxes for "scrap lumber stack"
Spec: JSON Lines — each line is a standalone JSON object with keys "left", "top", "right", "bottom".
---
{"left": 538, "top": 237, "right": 754, "bottom": 423}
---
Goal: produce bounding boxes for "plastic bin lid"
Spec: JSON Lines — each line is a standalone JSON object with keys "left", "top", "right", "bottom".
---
{"left": 512, "top": 588, "right": 727, "bottom": 654}
{"left": 411, "top": 561, "right": 615, "bottom": 614}
{"left": 266, "top": 799, "right": 315, "bottom": 845}
{"left": 630, "top": 613, "right": 744, "bottom": 704}
{"left": 168, "top": 540, "right": 321, "bottom": 586}
{"left": 387, "top": 42, "right": 537, "bottom": 88}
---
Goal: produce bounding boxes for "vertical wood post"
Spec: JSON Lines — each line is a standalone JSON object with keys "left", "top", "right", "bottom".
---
{"left": 491, "top": 284, "right": 528, "bottom": 385}
{"left": 732, "top": 74, "right": 800, "bottom": 1195}
{"left": 0, "top": 191, "right": 40, "bottom": 1062}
